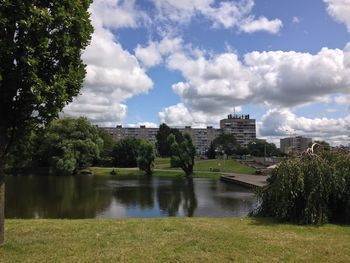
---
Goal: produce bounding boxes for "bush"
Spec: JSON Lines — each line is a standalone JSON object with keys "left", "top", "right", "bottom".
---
{"left": 255, "top": 150, "right": 350, "bottom": 224}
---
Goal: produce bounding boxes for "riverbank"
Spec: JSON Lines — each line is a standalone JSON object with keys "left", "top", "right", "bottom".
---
{"left": 91, "top": 167, "right": 222, "bottom": 179}
{"left": 1, "top": 218, "right": 349, "bottom": 262}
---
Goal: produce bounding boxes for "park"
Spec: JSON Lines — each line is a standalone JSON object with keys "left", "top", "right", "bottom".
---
{"left": 1, "top": 1, "right": 350, "bottom": 262}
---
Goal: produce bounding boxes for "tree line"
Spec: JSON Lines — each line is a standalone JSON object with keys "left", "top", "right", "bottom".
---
{"left": 7, "top": 117, "right": 197, "bottom": 177}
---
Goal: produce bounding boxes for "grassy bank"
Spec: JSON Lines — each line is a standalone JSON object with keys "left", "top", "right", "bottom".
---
{"left": 194, "top": 159, "right": 255, "bottom": 174}
{"left": 91, "top": 167, "right": 221, "bottom": 179}
{"left": 1, "top": 218, "right": 350, "bottom": 262}
{"left": 95, "top": 158, "right": 255, "bottom": 178}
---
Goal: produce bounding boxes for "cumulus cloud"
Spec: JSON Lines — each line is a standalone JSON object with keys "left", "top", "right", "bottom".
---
{"left": 152, "top": 0, "right": 282, "bottom": 33}
{"left": 158, "top": 103, "right": 241, "bottom": 127}
{"left": 162, "top": 44, "right": 350, "bottom": 117}
{"left": 324, "top": 0, "right": 350, "bottom": 31}
{"left": 63, "top": 0, "right": 153, "bottom": 126}
{"left": 259, "top": 109, "right": 350, "bottom": 145}
{"left": 240, "top": 17, "right": 283, "bottom": 34}
{"left": 158, "top": 42, "right": 350, "bottom": 143}
{"left": 135, "top": 37, "right": 183, "bottom": 68}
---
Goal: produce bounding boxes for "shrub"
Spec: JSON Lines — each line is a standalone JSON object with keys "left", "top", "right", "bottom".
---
{"left": 255, "top": 149, "right": 350, "bottom": 224}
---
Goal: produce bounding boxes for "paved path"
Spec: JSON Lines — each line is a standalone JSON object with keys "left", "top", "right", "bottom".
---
{"left": 220, "top": 173, "right": 268, "bottom": 189}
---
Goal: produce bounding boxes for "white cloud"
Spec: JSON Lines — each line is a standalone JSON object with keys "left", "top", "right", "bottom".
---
{"left": 324, "top": 0, "right": 350, "bottom": 32}
{"left": 135, "top": 37, "right": 183, "bottom": 68}
{"left": 158, "top": 103, "right": 241, "bottom": 127}
{"left": 91, "top": 0, "right": 146, "bottom": 29}
{"left": 63, "top": 0, "right": 153, "bottom": 126}
{"left": 127, "top": 122, "right": 158, "bottom": 128}
{"left": 259, "top": 108, "right": 350, "bottom": 145}
{"left": 163, "top": 44, "right": 350, "bottom": 117}
{"left": 158, "top": 41, "right": 350, "bottom": 137}
{"left": 152, "top": 0, "right": 282, "bottom": 33}
{"left": 241, "top": 17, "right": 283, "bottom": 34}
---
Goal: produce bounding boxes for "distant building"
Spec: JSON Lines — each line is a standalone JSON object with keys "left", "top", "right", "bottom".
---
{"left": 100, "top": 113, "right": 256, "bottom": 155}
{"left": 219, "top": 114, "right": 256, "bottom": 148}
{"left": 280, "top": 136, "right": 312, "bottom": 153}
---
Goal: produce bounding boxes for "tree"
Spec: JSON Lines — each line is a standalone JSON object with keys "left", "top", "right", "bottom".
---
{"left": 0, "top": 1, "right": 93, "bottom": 244}
{"left": 137, "top": 140, "right": 156, "bottom": 176}
{"left": 97, "top": 129, "right": 116, "bottom": 166}
{"left": 156, "top": 123, "right": 183, "bottom": 157}
{"left": 206, "top": 142, "right": 216, "bottom": 159}
{"left": 212, "top": 133, "right": 240, "bottom": 157}
{"left": 247, "top": 140, "right": 284, "bottom": 157}
{"left": 112, "top": 137, "right": 141, "bottom": 167}
{"left": 168, "top": 133, "right": 196, "bottom": 177}
{"left": 255, "top": 149, "right": 350, "bottom": 224}
{"left": 36, "top": 117, "right": 103, "bottom": 175}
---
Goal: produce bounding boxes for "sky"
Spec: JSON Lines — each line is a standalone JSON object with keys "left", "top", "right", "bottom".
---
{"left": 63, "top": 0, "right": 350, "bottom": 146}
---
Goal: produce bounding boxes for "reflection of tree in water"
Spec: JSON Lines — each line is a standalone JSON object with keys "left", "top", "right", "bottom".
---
{"left": 5, "top": 175, "right": 113, "bottom": 218}
{"left": 157, "top": 178, "right": 197, "bottom": 217}
{"left": 210, "top": 182, "right": 256, "bottom": 213}
{"left": 112, "top": 177, "right": 154, "bottom": 209}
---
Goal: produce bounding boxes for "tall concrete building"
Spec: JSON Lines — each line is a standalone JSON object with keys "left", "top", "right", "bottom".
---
{"left": 219, "top": 114, "right": 256, "bottom": 148}
{"left": 100, "top": 113, "right": 256, "bottom": 154}
{"left": 280, "top": 136, "right": 312, "bottom": 153}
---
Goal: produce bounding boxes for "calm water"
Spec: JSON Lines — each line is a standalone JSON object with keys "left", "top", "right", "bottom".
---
{"left": 5, "top": 175, "right": 257, "bottom": 219}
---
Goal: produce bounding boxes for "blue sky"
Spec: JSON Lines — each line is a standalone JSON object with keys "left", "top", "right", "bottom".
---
{"left": 64, "top": 0, "right": 350, "bottom": 146}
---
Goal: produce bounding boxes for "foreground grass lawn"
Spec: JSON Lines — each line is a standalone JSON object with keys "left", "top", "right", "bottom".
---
{"left": 1, "top": 218, "right": 350, "bottom": 262}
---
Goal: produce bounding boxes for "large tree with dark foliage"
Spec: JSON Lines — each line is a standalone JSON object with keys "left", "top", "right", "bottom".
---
{"left": 137, "top": 140, "right": 156, "bottom": 176}
{"left": 112, "top": 137, "right": 141, "bottom": 168}
{"left": 0, "top": 1, "right": 93, "bottom": 245}
{"left": 247, "top": 140, "right": 284, "bottom": 157}
{"left": 168, "top": 133, "right": 196, "bottom": 176}
{"left": 36, "top": 117, "right": 103, "bottom": 175}
{"left": 156, "top": 123, "right": 183, "bottom": 157}
{"left": 212, "top": 133, "right": 240, "bottom": 157}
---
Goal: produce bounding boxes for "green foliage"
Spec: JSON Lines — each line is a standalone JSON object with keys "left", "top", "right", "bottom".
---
{"left": 247, "top": 140, "right": 285, "bottom": 157}
{"left": 112, "top": 137, "right": 141, "bottom": 167}
{"left": 205, "top": 142, "right": 216, "bottom": 159}
{"left": 168, "top": 133, "right": 196, "bottom": 176}
{"left": 137, "top": 140, "right": 156, "bottom": 175}
{"left": 0, "top": 1, "right": 93, "bottom": 159}
{"left": 156, "top": 123, "right": 183, "bottom": 157}
{"left": 256, "top": 150, "right": 350, "bottom": 224}
{"left": 97, "top": 129, "right": 116, "bottom": 166}
{"left": 212, "top": 133, "right": 240, "bottom": 156}
{"left": 37, "top": 117, "right": 103, "bottom": 175}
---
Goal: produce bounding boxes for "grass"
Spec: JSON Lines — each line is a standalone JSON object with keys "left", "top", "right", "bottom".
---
{"left": 155, "top": 158, "right": 255, "bottom": 174}
{"left": 91, "top": 167, "right": 221, "bottom": 179}
{"left": 194, "top": 159, "right": 255, "bottom": 174}
{"left": 1, "top": 218, "right": 350, "bottom": 262}
{"left": 154, "top": 157, "right": 171, "bottom": 169}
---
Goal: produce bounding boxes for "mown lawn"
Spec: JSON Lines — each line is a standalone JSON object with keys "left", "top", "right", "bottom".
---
{"left": 91, "top": 167, "right": 220, "bottom": 179}
{"left": 1, "top": 218, "right": 350, "bottom": 262}
{"left": 194, "top": 159, "right": 255, "bottom": 174}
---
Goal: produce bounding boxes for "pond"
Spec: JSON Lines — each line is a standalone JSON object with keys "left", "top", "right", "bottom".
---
{"left": 5, "top": 175, "right": 257, "bottom": 219}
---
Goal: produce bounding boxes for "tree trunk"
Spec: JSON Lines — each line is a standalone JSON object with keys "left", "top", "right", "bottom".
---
{"left": 0, "top": 126, "right": 7, "bottom": 246}
{"left": 0, "top": 172, "right": 4, "bottom": 246}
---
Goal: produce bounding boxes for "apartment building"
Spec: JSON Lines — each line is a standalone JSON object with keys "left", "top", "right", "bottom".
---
{"left": 280, "top": 136, "right": 312, "bottom": 153}
{"left": 100, "top": 113, "right": 256, "bottom": 154}
{"left": 219, "top": 114, "right": 256, "bottom": 148}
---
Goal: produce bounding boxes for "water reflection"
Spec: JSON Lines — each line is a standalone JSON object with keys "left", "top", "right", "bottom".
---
{"left": 5, "top": 175, "right": 256, "bottom": 219}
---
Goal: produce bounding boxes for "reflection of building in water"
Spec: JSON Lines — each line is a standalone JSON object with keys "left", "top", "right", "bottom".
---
{"left": 100, "top": 114, "right": 256, "bottom": 154}
{"left": 280, "top": 136, "right": 312, "bottom": 153}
